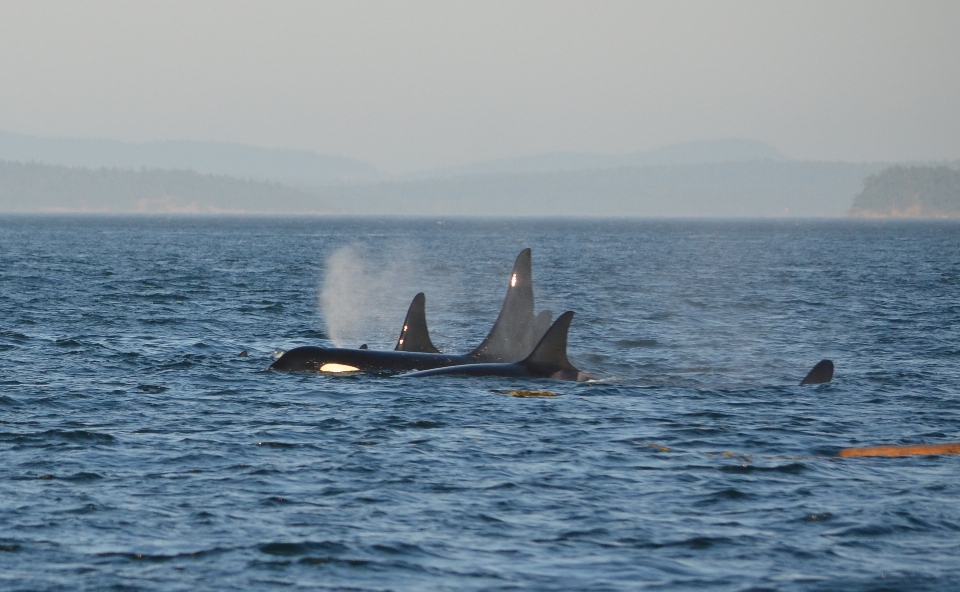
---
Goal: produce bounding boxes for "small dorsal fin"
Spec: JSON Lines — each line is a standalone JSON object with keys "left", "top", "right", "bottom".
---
{"left": 523, "top": 311, "right": 577, "bottom": 373}
{"left": 469, "top": 249, "right": 551, "bottom": 363}
{"left": 800, "top": 359, "right": 833, "bottom": 385}
{"left": 394, "top": 292, "right": 441, "bottom": 354}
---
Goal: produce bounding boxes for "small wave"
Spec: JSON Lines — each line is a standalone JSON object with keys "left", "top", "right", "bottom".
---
{"left": 259, "top": 541, "right": 348, "bottom": 557}
{"left": 239, "top": 302, "right": 284, "bottom": 313}
{"left": 402, "top": 420, "right": 444, "bottom": 429}
{"left": 614, "top": 339, "right": 659, "bottom": 349}
{"left": 58, "top": 430, "right": 114, "bottom": 443}
{"left": 663, "top": 536, "right": 733, "bottom": 550}
{"left": 617, "top": 536, "right": 731, "bottom": 551}
{"left": 478, "top": 513, "right": 507, "bottom": 523}
{"left": 256, "top": 441, "right": 297, "bottom": 448}
{"left": 695, "top": 488, "right": 749, "bottom": 505}
{"left": 98, "top": 548, "right": 227, "bottom": 562}
{"left": 65, "top": 471, "right": 104, "bottom": 482}
{"left": 297, "top": 557, "right": 371, "bottom": 568}
{"left": 64, "top": 503, "right": 99, "bottom": 515}
{"left": 0, "top": 331, "right": 29, "bottom": 340}
{"left": 158, "top": 357, "right": 199, "bottom": 369}
{"left": 9, "top": 429, "right": 115, "bottom": 446}
{"left": 555, "top": 528, "right": 610, "bottom": 541}
{"left": 141, "top": 292, "right": 189, "bottom": 303}
{"left": 370, "top": 542, "right": 430, "bottom": 556}
{"left": 136, "top": 384, "right": 167, "bottom": 393}
{"left": 142, "top": 317, "right": 185, "bottom": 326}
{"left": 299, "top": 556, "right": 332, "bottom": 565}
{"left": 262, "top": 496, "right": 290, "bottom": 506}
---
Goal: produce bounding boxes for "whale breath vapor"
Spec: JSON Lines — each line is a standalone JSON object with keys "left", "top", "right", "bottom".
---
{"left": 320, "top": 244, "right": 415, "bottom": 348}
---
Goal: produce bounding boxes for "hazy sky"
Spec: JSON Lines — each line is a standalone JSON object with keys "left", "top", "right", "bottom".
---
{"left": 1, "top": 1, "right": 958, "bottom": 172}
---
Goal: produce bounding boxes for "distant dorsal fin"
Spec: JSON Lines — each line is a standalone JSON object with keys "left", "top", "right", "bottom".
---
{"left": 800, "top": 359, "right": 833, "bottom": 385}
{"left": 394, "top": 292, "right": 441, "bottom": 354}
{"left": 469, "top": 249, "right": 551, "bottom": 363}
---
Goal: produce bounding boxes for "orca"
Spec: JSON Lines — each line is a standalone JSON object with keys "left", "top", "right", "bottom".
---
{"left": 270, "top": 249, "right": 552, "bottom": 374}
{"left": 402, "top": 311, "right": 593, "bottom": 382}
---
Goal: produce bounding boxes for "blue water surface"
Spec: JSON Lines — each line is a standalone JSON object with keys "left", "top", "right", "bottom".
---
{"left": 1, "top": 216, "right": 959, "bottom": 591}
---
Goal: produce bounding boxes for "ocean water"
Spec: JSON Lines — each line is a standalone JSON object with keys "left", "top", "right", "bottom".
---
{"left": 1, "top": 216, "right": 959, "bottom": 591}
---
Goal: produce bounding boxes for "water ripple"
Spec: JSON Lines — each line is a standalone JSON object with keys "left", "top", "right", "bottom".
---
{"left": 1, "top": 216, "right": 959, "bottom": 590}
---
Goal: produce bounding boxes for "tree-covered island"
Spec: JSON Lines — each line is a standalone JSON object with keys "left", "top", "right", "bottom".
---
{"left": 850, "top": 165, "right": 960, "bottom": 218}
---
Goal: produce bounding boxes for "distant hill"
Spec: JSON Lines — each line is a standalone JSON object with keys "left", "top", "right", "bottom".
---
{"left": 321, "top": 161, "right": 884, "bottom": 217}
{"left": 0, "top": 131, "right": 381, "bottom": 186}
{"left": 0, "top": 161, "right": 326, "bottom": 214}
{"left": 850, "top": 165, "right": 960, "bottom": 218}
{"left": 405, "top": 139, "right": 788, "bottom": 180}
{"left": 1, "top": 157, "right": 888, "bottom": 218}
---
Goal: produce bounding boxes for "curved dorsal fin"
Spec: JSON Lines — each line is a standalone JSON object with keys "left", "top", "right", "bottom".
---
{"left": 521, "top": 311, "right": 590, "bottom": 381}
{"left": 523, "top": 311, "right": 576, "bottom": 372}
{"left": 394, "top": 292, "right": 441, "bottom": 354}
{"left": 800, "top": 359, "right": 833, "bottom": 385}
{"left": 469, "top": 248, "right": 552, "bottom": 363}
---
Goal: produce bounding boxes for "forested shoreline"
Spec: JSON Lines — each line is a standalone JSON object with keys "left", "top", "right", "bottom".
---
{"left": 2, "top": 159, "right": 885, "bottom": 217}
{"left": 0, "top": 161, "right": 326, "bottom": 214}
{"left": 850, "top": 165, "right": 960, "bottom": 218}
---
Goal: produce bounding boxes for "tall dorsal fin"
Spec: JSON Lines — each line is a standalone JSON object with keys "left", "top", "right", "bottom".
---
{"left": 469, "top": 248, "right": 551, "bottom": 363}
{"left": 394, "top": 292, "right": 441, "bottom": 354}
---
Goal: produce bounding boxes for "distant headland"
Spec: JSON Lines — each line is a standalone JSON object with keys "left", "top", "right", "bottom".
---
{"left": 850, "top": 165, "right": 960, "bottom": 218}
